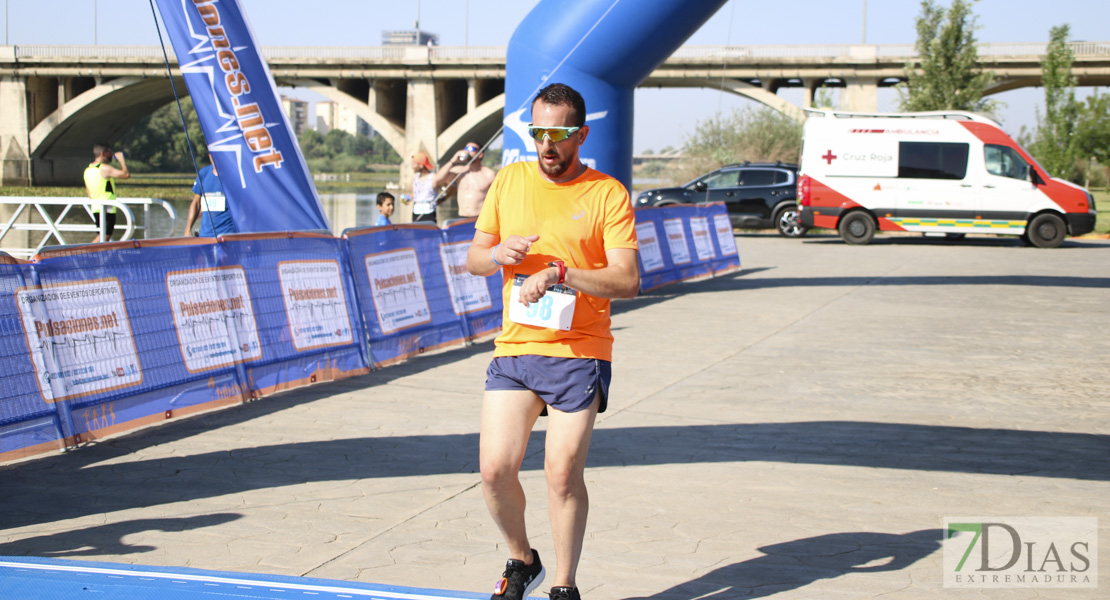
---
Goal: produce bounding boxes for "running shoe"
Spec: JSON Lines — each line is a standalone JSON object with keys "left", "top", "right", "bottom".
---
{"left": 548, "top": 586, "right": 581, "bottom": 600}
{"left": 491, "top": 548, "right": 545, "bottom": 600}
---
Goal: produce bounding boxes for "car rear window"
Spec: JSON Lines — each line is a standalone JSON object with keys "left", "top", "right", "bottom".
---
{"left": 739, "top": 170, "right": 776, "bottom": 186}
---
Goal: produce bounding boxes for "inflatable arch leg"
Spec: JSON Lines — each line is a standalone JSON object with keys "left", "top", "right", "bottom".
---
{"left": 502, "top": 0, "right": 729, "bottom": 189}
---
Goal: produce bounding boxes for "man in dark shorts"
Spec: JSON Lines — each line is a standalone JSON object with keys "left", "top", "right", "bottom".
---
{"left": 466, "top": 83, "right": 640, "bottom": 600}
{"left": 83, "top": 143, "right": 131, "bottom": 242}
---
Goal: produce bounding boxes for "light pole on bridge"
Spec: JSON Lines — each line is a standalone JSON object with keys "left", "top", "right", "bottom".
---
{"left": 861, "top": 0, "right": 867, "bottom": 44}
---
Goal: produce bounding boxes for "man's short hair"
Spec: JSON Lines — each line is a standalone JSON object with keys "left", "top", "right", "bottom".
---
{"left": 92, "top": 143, "right": 111, "bottom": 157}
{"left": 376, "top": 192, "right": 395, "bottom": 206}
{"left": 532, "top": 83, "right": 586, "bottom": 127}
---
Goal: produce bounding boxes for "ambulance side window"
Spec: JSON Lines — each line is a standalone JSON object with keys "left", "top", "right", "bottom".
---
{"left": 984, "top": 144, "right": 1030, "bottom": 181}
{"left": 898, "top": 142, "right": 969, "bottom": 180}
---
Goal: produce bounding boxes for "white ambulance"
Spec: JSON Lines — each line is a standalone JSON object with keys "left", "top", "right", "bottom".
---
{"left": 797, "top": 109, "right": 1097, "bottom": 248}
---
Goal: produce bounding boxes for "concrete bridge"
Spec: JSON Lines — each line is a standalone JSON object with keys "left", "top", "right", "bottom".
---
{"left": 1, "top": 41, "right": 1108, "bottom": 186}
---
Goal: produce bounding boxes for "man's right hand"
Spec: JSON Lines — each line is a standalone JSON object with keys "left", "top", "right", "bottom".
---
{"left": 113, "top": 151, "right": 126, "bottom": 162}
{"left": 494, "top": 234, "right": 539, "bottom": 266}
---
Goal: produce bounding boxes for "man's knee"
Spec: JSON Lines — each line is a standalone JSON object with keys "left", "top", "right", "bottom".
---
{"left": 544, "top": 455, "right": 585, "bottom": 499}
{"left": 480, "top": 456, "right": 520, "bottom": 490}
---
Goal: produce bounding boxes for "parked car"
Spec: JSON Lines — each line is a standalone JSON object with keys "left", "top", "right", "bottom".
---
{"left": 634, "top": 162, "right": 806, "bottom": 237}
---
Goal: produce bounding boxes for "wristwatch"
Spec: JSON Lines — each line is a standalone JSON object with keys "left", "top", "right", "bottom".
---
{"left": 548, "top": 260, "right": 566, "bottom": 285}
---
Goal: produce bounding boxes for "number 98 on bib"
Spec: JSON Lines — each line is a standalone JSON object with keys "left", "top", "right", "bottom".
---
{"left": 508, "top": 275, "right": 577, "bottom": 331}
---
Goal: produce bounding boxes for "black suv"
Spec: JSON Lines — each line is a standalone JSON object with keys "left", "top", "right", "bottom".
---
{"left": 635, "top": 162, "right": 806, "bottom": 237}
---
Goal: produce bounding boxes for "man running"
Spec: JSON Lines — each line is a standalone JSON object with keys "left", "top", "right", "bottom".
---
{"left": 466, "top": 83, "right": 640, "bottom": 600}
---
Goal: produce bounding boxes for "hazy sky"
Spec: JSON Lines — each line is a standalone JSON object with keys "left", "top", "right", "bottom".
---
{"left": 4, "top": 0, "right": 1107, "bottom": 152}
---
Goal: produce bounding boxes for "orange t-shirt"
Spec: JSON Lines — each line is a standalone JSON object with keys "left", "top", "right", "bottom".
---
{"left": 476, "top": 161, "right": 638, "bottom": 361}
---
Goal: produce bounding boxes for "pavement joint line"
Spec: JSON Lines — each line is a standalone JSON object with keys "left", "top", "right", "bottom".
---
{"left": 300, "top": 480, "right": 482, "bottom": 578}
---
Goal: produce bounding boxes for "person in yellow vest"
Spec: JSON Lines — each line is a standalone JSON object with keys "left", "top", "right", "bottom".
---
{"left": 83, "top": 143, "right": 130, "bottom": 242}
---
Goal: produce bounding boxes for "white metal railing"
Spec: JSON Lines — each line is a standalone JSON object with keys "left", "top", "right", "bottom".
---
{"left": 0, "top": 197, "right": 177, "bottom": 259}
{"left": 430, "top": 46, "right": 506, "bottom": 60}
{"left": 261, "top": 45, "right": 407, "bottom": 60}
{"left": 7, "top": 42, "right": 1108, "bottom": 63}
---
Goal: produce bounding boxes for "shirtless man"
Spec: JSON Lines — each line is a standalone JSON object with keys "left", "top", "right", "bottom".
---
{"left": 436, "top": 142, "right": 497, "bottom": 218}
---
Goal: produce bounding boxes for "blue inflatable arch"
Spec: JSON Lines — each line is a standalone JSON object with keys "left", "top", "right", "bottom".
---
{"left": 502, "top": 0, "right": 730, "bottom": 190}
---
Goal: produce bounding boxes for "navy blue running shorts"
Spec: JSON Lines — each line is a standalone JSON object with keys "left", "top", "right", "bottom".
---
{"left": 485, "top": 355, "right": 610, "bottom": 414}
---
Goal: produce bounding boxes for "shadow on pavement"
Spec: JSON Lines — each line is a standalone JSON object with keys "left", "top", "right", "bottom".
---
{"left": 0, "top": 514, "right": 241, "bottom": 557}
{"left": 623, "top": 529, "right": 942, "bottom": 600}
{"left": 679, "top": 270, "right": 1110, "bottom": 291}
{"left": 798, "top": 236, "right": 1110, "bottom": 249}
{"left": 2, "top": 421, "right": 1105, "bottom": 532}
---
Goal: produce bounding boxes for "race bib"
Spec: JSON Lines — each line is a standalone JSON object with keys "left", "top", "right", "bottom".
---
{"left": 508, "top": 275, "right": 576, "bottom": 331}
{"left": 201, "top": 193, "right": 227, "bottom": 212}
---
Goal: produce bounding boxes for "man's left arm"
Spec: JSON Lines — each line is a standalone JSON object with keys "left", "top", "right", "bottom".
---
{"left": 566, "top": 247, "right": 640, "bottom": 298}
{"left": 518, "top": 247, "right": 639, "bottom": 303}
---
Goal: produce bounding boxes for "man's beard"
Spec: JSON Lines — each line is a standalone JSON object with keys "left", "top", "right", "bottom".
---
{"left": 539, "top": 150, "right": 572, "bottom": 179}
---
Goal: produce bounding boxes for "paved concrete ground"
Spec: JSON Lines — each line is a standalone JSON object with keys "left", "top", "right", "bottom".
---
{"left": 2, "top": 232, "right": 1108, "bottom": 599}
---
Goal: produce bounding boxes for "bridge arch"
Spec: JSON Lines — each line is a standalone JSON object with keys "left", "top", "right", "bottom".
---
{"left": 282, "top": 78, "right": 405, "bottom": 159}
{"left": 436, "top": 94, "right": 505, "bottom": 162}
{"left": 30, "top": 77, "right": 182, "bottom": 185}
{"left": 645, "top": 77, "right": 806, "bottom": 122}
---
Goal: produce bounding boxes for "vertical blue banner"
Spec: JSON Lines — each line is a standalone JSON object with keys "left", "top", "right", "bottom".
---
{"left": 153, "top": 0, "right": 329, "bottom": 233}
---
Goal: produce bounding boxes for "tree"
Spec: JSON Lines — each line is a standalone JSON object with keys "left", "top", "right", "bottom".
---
{"left": 118, "top": 97, "right": 208, "bottom": 172}
{"left": 1027, "top": 25, "right": 1081, "bottom": 181}
{"left": 899, "top": 0, "right": 996, "bottom": 114}
{"left": 813, "top": 86, "right": 836, "bottom": 110}
{"left": 676, "top": 106, "right": 802, "bottom": 184}
{"left": 1075, "top": 93, "right": 1110, "bottom": 165}
{"left": 296, "top": 127, "right": 401, "bottom": 172}
{"left": 1073, "top": 92, "right": 1110, "bottom": 187}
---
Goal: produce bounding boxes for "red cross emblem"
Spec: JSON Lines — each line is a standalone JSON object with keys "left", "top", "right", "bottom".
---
{"left": 822, "top": 150, "right": 837, "bottom": 165}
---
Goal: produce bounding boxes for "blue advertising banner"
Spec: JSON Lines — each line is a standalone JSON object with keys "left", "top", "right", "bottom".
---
{"left": 153, "top": 0, "right": 329, "bottom": 233}
{"left": 633, "top": 204, "right": 740, "bottom": 292}
{"left": 1, "top": 209, "right": 732, "bottom": 464}
{"left": 344, "top": 225, "right": 475, "bottom": 368}
{"left": 442, "top": 220, "right": 503, "bottom": 341}
{"left": 697, "top": 203, "right": 742, "bottom": 275}
{"left": 0, "top": 257, "right": 67, "bottom": 461}
{"left": 214, "top": 233, "right": 368, "bottom": 395}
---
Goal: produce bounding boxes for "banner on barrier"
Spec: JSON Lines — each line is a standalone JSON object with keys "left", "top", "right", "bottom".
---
{"left": 166, "top": 266, "right": 262, "bottom": 374}
{"left": 636, "top": 203, "right": 740, "bottom": 291}
{"left": 0, "top": 206, "right": 737, "bottom": 464}
{"left": 16, "top": 278, "right": 142, "bottom": 404}
{"left": 344, "top": 223, "right": 499, "bottom": 368}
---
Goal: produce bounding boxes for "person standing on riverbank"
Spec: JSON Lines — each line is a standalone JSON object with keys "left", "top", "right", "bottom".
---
{"left": 84, "top": 143, "right": 130, "bottom": 242}
{"left": 410, "top": 151, "right": 440, "bottom": 223}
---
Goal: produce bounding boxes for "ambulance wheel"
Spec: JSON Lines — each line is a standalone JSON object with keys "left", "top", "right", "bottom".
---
{"left": 774, "top": 204, "right": 808, "bottom": 238}
{"left": 838, "top": 211, "right": 876, "bottom": 245}
{"left": 1027, "top": 213, "right": 1066, "bottom": 248}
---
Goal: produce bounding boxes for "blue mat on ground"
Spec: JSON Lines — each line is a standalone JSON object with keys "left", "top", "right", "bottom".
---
{"left": 0, "top": 557, "right": 525, "bottom": 600}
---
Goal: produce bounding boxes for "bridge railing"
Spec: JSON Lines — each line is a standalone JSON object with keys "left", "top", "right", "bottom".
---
{"left": 0, "top": 197, "right": 177, "bottom": 259}
{"left": 7, "top": 42, "right": 1109, "bottom": 63}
